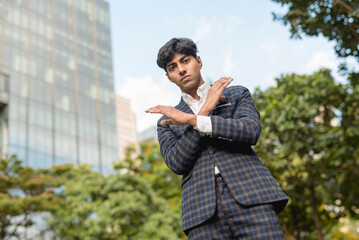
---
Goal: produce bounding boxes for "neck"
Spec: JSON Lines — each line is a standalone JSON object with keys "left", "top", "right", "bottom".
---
{"left": 184, "top": 78, "right": 204, "bottom": 101}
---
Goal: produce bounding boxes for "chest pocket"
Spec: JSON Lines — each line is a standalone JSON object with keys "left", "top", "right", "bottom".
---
{"left": 212, "top": 102, "right": 234, "bottom": 118}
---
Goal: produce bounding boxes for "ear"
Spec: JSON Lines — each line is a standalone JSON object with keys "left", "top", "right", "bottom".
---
{"left": 197, "top": 56, "right": 203, "bottom": 69}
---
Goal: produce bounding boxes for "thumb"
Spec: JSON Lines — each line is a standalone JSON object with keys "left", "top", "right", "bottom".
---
{"left": 160, "top": 119, "right": 173, "bottom": 125}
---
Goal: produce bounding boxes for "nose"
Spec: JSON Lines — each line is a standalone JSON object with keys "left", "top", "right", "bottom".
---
{"left": 178, "top": 64, "right": 186, "bottom": 75}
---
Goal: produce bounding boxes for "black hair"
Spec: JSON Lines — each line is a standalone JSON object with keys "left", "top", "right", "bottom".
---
{"left": 156, "top": 38, "right": 198, "bottom": 71}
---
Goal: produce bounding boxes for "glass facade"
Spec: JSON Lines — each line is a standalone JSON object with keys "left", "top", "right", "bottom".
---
{"left": 0, "top": 0, "right": 117, "bottom": 175}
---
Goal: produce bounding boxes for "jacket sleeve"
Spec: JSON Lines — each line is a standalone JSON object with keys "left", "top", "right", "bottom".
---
{"left": 157, "top": 121, "right": 202, "bottom": 175}
{"left": 210, "top": 87, "right": 261, "bottom": 145}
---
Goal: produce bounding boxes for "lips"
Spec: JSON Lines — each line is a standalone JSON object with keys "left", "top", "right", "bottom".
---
{"left": 181, "top": 75, "right": 191, "bottom": 82}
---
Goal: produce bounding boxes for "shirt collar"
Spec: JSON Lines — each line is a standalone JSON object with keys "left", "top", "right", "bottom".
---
{"left": 182, "top": 82, "right": 210, "bottom": 105}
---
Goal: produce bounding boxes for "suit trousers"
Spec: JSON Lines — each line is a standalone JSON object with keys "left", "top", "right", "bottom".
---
{"left": 186, "top": 175, "right": 285, "bottom": 240}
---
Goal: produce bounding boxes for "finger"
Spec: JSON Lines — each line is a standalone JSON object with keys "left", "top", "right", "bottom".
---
{"left": 213, "top": 77, "right": 232, "bottom": 88}
{"left": 220, "top": 77, "right": 232, "bottom": 82}
{"left": 160, "top": 119, "right": 173, "bottom": 125}
{"left": 219, "top": 78, "right": 233, "bottom": 91}
{"left": 145, "top": 105, "right": 170, "bottom": 113}
{"left": 145, "top": 108, "right": 161, "bottom": 113}
{"left": 211, "top": 78, "right": 232, "bottom": 94}
{"left": 219, "top": 96, "right": 226, "bottom": 101}
{"left": 218, "top": 76, "right": 230, "bottom": 81}
{"left": 146, "top": 105, "right": 159, "bottom": 111}
{"left": 214, "top": 77, "right": 228, "bottom": 85}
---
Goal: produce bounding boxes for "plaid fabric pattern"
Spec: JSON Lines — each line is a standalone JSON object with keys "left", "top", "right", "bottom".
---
{"left": 187, "top": 177, "right": 285, "bottom": 240}
{"left": 157, "top": 86, "right": 288, "bottom": 232}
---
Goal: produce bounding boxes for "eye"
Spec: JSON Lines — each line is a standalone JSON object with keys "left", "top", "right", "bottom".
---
{"left": 168, "top": 65, "right": 176, "bottom": 71}
{"left": 183, "top": 58, "right": 189, "bottom": 63}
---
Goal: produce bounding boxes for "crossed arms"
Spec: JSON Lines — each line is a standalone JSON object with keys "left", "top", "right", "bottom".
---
{"left": 145, "top": 77, "right": 233, "bottom": 127}
{"left": 146, "top": 78, "right": 261, "bottom": 175}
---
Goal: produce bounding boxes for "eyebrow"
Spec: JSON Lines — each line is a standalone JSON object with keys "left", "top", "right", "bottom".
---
{"left": 166, "top": 62, "right": 176, "bottom": 69}
{"left": 166, "top": 55, "right": 189, "bottom": 69}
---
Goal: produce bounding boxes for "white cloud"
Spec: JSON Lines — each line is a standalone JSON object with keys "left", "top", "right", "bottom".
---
{"left": 192, "top": 18, "right": 215, "bottom": 41}
{"left": 306, "top": 51, "right": 359, "bottom": 83}
{"left": 306, "top": 50, "right": 337, "bottom": 72}
{"left": 264, "top": 73, "right": 277, "bottom": 86}
{"left": 224, "top": 15, "right": 242, "bottom": 34}
{"left": 192, "top": 15, "right": 241, "bottom": 42}
{"left": 223, "top": 52, "right": 234, "bottom": 75}
{"left": 117, "top": 75, "right": 179, "bottom": 132}
{"left": 229, "top": 15, "right": 242, "bottom": 25}
{"left": 292, "top": 42, "right": 308, "bottom": 58}
{"left": 258, "top": 42, "right": 280, "bottom": 58}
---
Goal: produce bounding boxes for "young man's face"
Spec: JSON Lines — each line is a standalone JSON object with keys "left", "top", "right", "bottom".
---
{"left": 165, "top": 53, "right": 204, "bottom": 97}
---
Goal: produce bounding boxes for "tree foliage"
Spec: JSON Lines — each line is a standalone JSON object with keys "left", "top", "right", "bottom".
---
{"left": 271, "top": 0, "right": 359, "bottom": 60}
{"left": 49, "top": 163, "right": 182, "bottom": 240}
{"left": 253, "top": 68, "right": 359, "bottom": 240}
{"left": 115, "top": 142, "right": 183, "bottom": 216}
{"left": 0, "top": 155, "right": 63, "bottom": 239}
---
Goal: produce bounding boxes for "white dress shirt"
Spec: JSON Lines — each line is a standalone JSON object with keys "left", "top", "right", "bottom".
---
{"left": 182, "top": 82, "right": 220, "bottom": 175}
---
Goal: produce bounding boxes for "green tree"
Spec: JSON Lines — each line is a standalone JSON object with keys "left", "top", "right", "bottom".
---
{"left": 253, "top": 69, "right": 359, "bottom": 240}
{"left": 271, "top": 0, "right": 358, "bottom": 59}
{"left": 271, "top": 0, "right": 359, "bottom": 84}
{"left": 115, "top": 142, "right": 185, "bottom": 238}
{"left": 49, "top": 164, "right": 182, "bottom": 240}
{"left": 115, "top": 142, "right": 183, "bottom": 217}
{"left": 0, "top": 155, "right": 63, "bottom": 239}
{"left": 138, "top": 142, "right": 182, "bottom": 215}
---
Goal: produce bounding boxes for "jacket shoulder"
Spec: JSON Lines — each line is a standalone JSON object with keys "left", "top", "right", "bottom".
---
{"left": 226, "top": 85, "right": 248, "bottom": 92}
{"left": 223, "top": 85, "right": 250, "bottom": 98}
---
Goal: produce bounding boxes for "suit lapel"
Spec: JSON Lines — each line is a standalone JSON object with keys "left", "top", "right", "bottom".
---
{"left": 177, "top": 96, "right": 232, "bottom": 115}
{"left": 176, "top": 97, "right": 194, "bottom": 114}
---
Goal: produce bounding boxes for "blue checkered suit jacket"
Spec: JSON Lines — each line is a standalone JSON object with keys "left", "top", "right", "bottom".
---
{"left": 157, "top": 85, "right": 288, "bottom": 232}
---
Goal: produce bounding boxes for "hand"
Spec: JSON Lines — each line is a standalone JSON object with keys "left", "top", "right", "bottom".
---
{"left": 146, "top": 105, "right": 197, "bottom": 126}
{"left": 199, "top": 77, "right": 233, "bottom": 116}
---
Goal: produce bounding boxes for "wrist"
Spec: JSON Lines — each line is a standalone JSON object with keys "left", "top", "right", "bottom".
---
{"left": 198, "top": 106, "right": 211, "bottom": 116}
{"left": 187, "top": 114, "right": 197, "bottom": 127}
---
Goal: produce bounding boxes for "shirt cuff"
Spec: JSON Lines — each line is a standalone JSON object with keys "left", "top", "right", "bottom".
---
{"left": 194, "top": 115, "right": 212, "bottom": 135}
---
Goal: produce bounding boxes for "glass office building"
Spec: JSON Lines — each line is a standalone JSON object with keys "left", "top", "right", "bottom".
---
{"left": 0, "top": 0, "right": 118, "bottom": 175}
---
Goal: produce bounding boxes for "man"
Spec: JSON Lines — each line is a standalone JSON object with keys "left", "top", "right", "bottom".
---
{"left": 146, "top": 38, "right": 288, "bottom": 239}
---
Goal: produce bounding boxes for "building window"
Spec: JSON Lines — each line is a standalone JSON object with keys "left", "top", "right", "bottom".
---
{"left": 0, "top": 72, "right": 10, "bottom": 93}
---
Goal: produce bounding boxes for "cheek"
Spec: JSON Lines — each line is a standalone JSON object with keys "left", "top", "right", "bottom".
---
{"left": 169, "top": 76, "right": 181, "bottom": 85}
{"left": 167, "top": 73, "right": 176, "bottom": 82}
{"left": 194, "top": 65, "right": 201, "bottom": 73}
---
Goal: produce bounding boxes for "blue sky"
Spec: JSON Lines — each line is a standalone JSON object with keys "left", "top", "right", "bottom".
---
{"left": 107, "top": 0, "right": 357, "bottom": 132}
